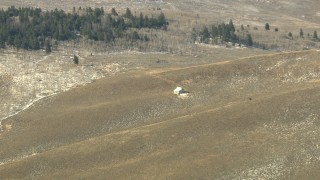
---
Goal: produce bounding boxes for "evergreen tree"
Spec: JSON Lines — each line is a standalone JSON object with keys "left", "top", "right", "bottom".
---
{"left": 111, "top": 8, "right": 118, "bottom": 16}
{"left": 221, "top": 23, "right": 230, "bottom": 41}
{"left": 124, "top": 7, "right": 132, "bottom": 19}
{"left": 313, "top": 30, "right": 318, "bottom": 39}
{"left": 247, "top": 34, "right": 253, "bottom": 46}
{"left": 30, "top": 35, "right": 40, "bottom": 49}
{"left": 0, "top": 35, "right": 5, "bottom": 48}
{"left": 100, "top": 7, "right": 105, "bottom": 16}
{"left": 158, "top": 12, "right": 167, "bottom": 27}
{"left": 72, "top": 7, "right": 76, "bottom": 14}
{"left": 191, "top": 27, "right": 197, "bottom": 42}
{"left": 201, "top": 26, "right": 209, "bottom": 41}
{"left": 211, "top": 25, "right": 218, "bottom": 37}
{"left": 300, "top": 29, "right": 304, "bottom": 38}
{"left": 44, "top": 39, "right": 51, "bottom": 53}
{"left": 14, "top": 35, "right": 21, "bottom": 49}
{"left": 144, "top": 15, "right": 150, "bottom": 28}
{"left": 131, "top": 31, "right": 140, "bottom": 41}
{"left": 265, "top": 23, "right": 270, "bottom": 31}
{"left": 73, "top": 55, "right": 79, "bottom": 64}
{"left": 228, "top": 19, "right": 235, "bottom": 32}
{"left": 139, "top": 12, "right": 144, "bottom": 27}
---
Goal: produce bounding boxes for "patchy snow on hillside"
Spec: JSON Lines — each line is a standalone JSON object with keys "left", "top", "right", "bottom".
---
{"left": 0, "top": 50, "right": 126, "bottom": 131}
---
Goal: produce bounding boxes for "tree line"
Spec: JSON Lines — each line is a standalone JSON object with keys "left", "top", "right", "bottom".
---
{"left": 0, "top": 6, "right": 169, "bottom": 50}
{"left": 192, "top": 20, "right": 254, "bottom": 47}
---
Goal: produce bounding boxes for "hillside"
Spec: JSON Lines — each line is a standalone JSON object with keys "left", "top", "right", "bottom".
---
{"left": 1, "top": 0, "right": 320, "bottom": 179}
{"left": 1, "top": 50, "right": 320, "bottom": 178}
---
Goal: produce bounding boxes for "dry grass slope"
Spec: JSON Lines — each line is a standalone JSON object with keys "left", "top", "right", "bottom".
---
{"left": 1, "top": 50, "right": 320, "bottom": 179}
{"left": 1, "top": 0, "right": 320, "bottom": 179}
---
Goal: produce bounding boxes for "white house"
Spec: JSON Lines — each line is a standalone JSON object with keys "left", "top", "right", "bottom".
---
{"left": 173, "top": 87, "right": 184, "bottom": 95}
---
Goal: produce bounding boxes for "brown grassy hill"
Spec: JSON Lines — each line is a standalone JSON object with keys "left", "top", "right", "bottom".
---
{"left": 1, "top": 50, "right": 320, "bottom": 179}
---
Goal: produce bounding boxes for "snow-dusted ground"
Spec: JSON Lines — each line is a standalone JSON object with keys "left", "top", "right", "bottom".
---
{"left": 0, "top": 49, "right": 126, "bottom": 131}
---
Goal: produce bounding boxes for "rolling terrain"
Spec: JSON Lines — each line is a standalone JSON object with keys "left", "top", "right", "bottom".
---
{"left": 1, "top": 50, "right": 320, "bottom": 179}
{"left": 0, "top": 0, "right": 320, "bottom": 179}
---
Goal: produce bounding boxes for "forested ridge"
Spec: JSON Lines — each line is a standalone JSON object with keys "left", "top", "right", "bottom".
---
{"left": 0, "top": 6, "right": 168, "bottom": 50}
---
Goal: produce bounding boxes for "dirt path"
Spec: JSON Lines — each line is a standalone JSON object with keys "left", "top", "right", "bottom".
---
{"left": 146, "top": 49, "right": 318, "bottom": 76}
